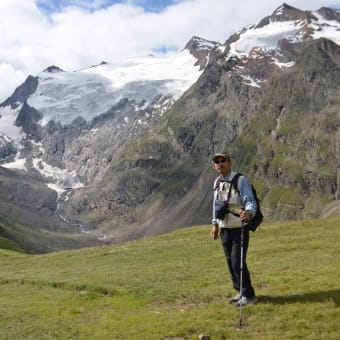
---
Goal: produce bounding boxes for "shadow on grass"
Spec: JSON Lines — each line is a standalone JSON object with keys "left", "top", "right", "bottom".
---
{"left": 259, "top": 289, "right": 340, "bottom": 307}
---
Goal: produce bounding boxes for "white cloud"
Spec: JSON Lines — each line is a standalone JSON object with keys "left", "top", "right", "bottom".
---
{"left": 0, "top": 0, "right": 339, "bottom": 102}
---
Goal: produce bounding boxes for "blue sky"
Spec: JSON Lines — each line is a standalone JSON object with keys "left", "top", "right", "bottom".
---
{"left": 1, "top": 0, "right": 340, "bottom": 102}
{"left": 37, "top": 0, "right": 178, "bottom": 13}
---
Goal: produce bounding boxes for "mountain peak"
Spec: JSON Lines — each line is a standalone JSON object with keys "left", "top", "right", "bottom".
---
{"left": 89, "top": 61, "right": 108, "bottom": 69}
{"left": 0, "top": 75, "right": 38, "bottom": 109}
{"left": 43, "top": 65, "right": 64, "bottom": 73}
{"left": 273, "top": 3, "right": 305, "bottom": 19}
{"left": 255, "top": 3, "right": 308, "bottom": 29}
{"left": 185, "top": 36, "right": 220, "bottom": 69}
{"left": 227, "top": 3, "right": 340, "bottom": 57}
{"left": 186, "top": 36, "right": 220, "bottom": 49}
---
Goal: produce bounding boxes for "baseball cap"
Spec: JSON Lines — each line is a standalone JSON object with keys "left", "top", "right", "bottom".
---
{"left": 212, "top": 152, "right": 231, "bottom": 161}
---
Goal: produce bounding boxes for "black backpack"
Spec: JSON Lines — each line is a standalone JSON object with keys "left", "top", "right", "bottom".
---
{"left": 230, "top": 173, "right": 264, "bottom": 232}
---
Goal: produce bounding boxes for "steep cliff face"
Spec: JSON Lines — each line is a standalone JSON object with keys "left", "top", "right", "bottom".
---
{"left": 236, "top": 38, "right": 340, "bottom": 219}
{"left": 0, "top": 134, "right": 16, "bottom": 160}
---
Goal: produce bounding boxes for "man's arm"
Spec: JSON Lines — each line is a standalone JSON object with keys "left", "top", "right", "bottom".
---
{"left": 239, "top": 176, "right": 257, "bottom": 220}
{"left": 211, "top": 178, "right": 218, "bottom": 225}
{"left": 211, "top": 178, "right": 219, "bottom": 239}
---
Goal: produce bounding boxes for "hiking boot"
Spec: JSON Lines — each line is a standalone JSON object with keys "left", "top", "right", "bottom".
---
{"left": 228, "top": 292, "right": 241, "bottom": 304}
{"left": 235, "top": 296, "right": 257, "bottom": 307}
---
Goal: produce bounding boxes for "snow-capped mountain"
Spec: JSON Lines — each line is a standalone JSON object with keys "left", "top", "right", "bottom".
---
{"left": 1, "top": 4, "right": 338, "bottom": 187}
{"left": 0, "top": 40, "right": 216, "bottom": 191}
{"left": 214, "top": 4, "right": 340, "bottom": 88}
{"left": 0, "top": 48, "right": 203, "bottom": 137}
{"left": 228, "top": 4, "right": 340, "bottom": 55}
{"left": 28, "top": 51, "right": 203, "bottom": 127}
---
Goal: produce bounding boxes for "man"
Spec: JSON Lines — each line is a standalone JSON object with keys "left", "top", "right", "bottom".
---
{"left": 211, "top": 152, "right": 257, "bottom": 306}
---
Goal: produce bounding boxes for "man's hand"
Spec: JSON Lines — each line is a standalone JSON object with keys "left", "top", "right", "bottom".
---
{"left": 240, "top": 210, "right": 251, "bottom": 223}
{"left": 211, "top": 224, "right": 219, "bottom": 240}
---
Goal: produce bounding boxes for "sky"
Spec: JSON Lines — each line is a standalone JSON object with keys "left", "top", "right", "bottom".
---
{"left": 0, "top": 0, "right": 339, "bottom": 102}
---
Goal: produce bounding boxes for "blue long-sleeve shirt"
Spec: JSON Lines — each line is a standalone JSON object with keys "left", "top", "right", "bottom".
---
{"left": 212, "top": 171, "right": 257, "bottom": 225}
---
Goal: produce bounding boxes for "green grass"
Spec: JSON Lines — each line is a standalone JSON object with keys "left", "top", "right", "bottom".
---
{"left": 0, "top": 236, "right": 26, "bottom": 253}
{"left": 0, "top": 219, "right": 339, "bottom": 339}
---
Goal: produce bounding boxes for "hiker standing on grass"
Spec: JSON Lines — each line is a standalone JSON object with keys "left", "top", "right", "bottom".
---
{"left": 210, "top": 152, "right": 257, "bottom": 306}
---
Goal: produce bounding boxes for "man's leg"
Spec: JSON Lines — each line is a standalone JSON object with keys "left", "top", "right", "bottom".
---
{"left": 220, "top": 228, "right": 239, "bottom": 291}
{"left": 230, "top": 227, "right": 255, "bottom": 298}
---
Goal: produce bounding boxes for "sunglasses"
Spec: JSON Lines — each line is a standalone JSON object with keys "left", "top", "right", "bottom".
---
{"left": 214, "top": 159, "right": 227, "bottom": 164}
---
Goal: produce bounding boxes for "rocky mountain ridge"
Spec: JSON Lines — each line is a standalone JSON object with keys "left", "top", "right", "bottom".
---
{"left": 0, "top": 3, "right": 339, "bottom": 252}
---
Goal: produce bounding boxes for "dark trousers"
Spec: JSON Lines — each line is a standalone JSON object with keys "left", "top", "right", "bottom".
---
{"left": 220, "top": 227, "right": 255, "bottom": 298}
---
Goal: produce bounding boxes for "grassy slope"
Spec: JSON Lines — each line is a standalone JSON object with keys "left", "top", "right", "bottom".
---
{"left": 0, "top": 219, "right": 339, "bottom": 339}
{"left": 0, "top": 236, "right": 26, "bottom": 253}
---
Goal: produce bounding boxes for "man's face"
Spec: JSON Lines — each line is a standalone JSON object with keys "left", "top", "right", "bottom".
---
{"left": 213, "top": 157, "right": 232, "bottom": 177}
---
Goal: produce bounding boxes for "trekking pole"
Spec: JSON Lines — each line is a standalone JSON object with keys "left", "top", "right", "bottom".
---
{"left": 239, "top": 221, "right": 244, "bottom": 327}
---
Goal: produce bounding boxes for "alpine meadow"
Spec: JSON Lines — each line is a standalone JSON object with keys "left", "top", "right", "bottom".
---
{"left": 0, "top": 219, "right": 339, "bottom": 339}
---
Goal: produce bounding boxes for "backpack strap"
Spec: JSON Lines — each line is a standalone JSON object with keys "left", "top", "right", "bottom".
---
{"left": 230, "top": 172, "right": 243, "bottom": 193}
{"left": 226, "top": 173, "right": 242, "bottom": 217}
